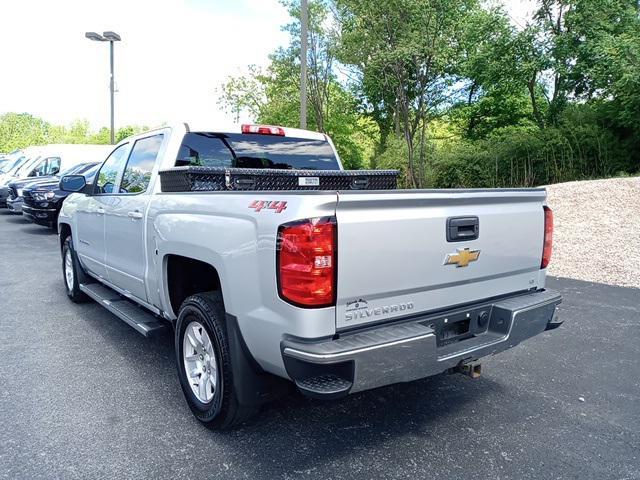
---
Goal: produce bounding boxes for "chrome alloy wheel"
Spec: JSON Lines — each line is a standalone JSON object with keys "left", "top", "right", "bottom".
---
{"left": 183, "top": 321, "right": 218, "bottom": 403}
{"left": 64, "top": 248, "right": 74, "bottom": 291}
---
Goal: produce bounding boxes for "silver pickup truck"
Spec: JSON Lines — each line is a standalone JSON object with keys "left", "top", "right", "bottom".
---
{"left": 58, "top": 123, "right": 561, "bottom": 429}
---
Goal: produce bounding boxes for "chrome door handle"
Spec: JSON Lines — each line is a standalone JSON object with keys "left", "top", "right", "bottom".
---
{"left": 127, "top": 211, "right": 143, "bottom": 220}
{"left": 96, "top": 208, "right": 105, "bottom": 215}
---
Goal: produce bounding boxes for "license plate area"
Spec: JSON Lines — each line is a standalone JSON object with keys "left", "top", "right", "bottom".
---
{"left": 424, "top": 306, "right": 493, "bottom": 347}
{"left": 442, "top": 318, "right": 470, "bottom": 342}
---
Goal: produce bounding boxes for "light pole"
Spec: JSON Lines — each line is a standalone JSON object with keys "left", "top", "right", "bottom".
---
{"left": 85, "top": 31, "right": 121, "bottom": 145}
{"left": 300, "top": 0, "right": 308, "bottom": 129}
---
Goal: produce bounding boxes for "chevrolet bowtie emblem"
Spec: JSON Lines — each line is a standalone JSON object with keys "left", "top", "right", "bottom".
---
{"left": 444, "top": 248, "right": 481, "bottom": 267}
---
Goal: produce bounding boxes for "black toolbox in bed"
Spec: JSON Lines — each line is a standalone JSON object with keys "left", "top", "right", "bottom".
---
{"left": 159, "top": 167, "right": 398, "bottom": 192}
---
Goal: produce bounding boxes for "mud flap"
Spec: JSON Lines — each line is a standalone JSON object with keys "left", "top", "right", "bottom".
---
{"left": 225, "top": 313, "right": 290, "bottom": 406}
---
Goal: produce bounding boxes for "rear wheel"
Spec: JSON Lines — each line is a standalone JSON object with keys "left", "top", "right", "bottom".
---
{"left": 62, "top": 236, "right": 89, "bottom": 303}
{"left": 175, "top": 292, "right": 258, "bottom": 429}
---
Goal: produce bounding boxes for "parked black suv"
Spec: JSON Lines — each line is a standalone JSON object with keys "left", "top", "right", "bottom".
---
{"left": 22, "top": 163, "right": 98, "bottom": 229}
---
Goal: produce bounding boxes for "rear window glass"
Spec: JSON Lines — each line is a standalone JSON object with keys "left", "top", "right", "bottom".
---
{"left": 176, "top": 132, "right": 340, "bottom": 170}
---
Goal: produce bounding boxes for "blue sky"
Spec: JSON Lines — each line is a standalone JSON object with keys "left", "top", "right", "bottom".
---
{"left": 0, "top": 0, "right": 534, "bottom": 130}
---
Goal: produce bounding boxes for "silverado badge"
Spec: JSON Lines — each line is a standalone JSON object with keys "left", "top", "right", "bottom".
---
{"left": 444, "top": 248, "right": 481, "bottom": 267}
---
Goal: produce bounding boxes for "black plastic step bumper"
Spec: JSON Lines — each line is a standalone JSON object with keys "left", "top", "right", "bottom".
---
{"left": 282, "top": 289, "right": 562, "bottom": 399}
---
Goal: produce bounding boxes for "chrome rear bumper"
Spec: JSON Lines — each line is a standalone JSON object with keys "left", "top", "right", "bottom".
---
{"left": 282, "top": 289, "right": 562, "bottom": 398}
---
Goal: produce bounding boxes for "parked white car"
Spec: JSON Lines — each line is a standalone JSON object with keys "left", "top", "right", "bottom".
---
{"left": 1, "top": 144, "right": 111, "bottom": 207}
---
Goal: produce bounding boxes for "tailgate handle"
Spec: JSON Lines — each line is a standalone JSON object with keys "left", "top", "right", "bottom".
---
{"left": 447, "top": 216, "right": 479, "bottom": 242}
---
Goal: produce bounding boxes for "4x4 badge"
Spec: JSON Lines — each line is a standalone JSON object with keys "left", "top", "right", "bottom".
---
{"left": 444, "top": 248, "right": 480, "bottom": 267}
{"left": 248, "top": 200, "right": 287, "bottom": 213}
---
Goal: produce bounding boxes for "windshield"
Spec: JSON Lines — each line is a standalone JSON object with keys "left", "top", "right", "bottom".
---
{"left": 84, "top": 164, "right": 100, "bottom": 180}
{"left": 59, "top": 162, "right": 99, "bottom": 177}
{"left": 176, "top": 132, "right": 340, "bottom": 171}
{"left": 14, "top": 155, "right": 41, "bottom": 176}
{"left": 2, "top": 155, "right": 28, "bottom": 174}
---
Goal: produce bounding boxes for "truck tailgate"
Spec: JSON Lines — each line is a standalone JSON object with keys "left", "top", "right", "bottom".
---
{"left": 335, "top": 189, "right": 547, "bottom": 330}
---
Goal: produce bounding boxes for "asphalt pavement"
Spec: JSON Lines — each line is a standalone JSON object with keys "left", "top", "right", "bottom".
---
{"left": 0, "top": 210, "right": 638, "bottom": 480}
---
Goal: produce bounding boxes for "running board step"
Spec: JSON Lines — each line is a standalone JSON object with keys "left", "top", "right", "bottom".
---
{"left": 80, "top": 283, "right": 167, "bottom": 337}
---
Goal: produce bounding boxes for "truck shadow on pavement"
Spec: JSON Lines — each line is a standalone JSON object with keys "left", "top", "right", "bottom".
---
{"left": 33, "top": 275, "right": 640, "bottom": 479}
{"left": 1, "top": 211, "right": 55, "bottom": 235}
{"left": 1, "top": 213, "right": 28, "bottom": 223}
{"left": 19, "top": 224, "right": 57, "bottom": 235}
{"left": 73, "top": 295, "right": 507, "bottom": 477}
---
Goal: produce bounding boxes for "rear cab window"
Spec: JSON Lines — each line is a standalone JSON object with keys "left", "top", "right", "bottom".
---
{"left": 176, "top": 132, "right": 340, "bottom": 170}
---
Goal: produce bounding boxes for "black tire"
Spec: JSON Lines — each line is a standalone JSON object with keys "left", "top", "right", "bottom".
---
{"left": 61, "top": 236, "right": 90, "bottom": 303}
{"left": 175, "top": 292, "right": 258, "bottom": 429}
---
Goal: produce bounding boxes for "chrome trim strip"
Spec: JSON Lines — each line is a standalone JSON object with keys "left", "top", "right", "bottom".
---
{"left": 354, "top": 267, "right": 541, "bottom": 302}
{"left": 22, "top": 206, "right": 57, "bottom": 212}
{"left": 283, "top": 332, "right": 435, "bottom": 361}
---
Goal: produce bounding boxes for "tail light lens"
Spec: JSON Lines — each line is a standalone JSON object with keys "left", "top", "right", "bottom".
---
{"left": 277, "top": 217, "right": 336, "bottom": 307}
{"left": 541, "top": 206, "right": 553, "bottom": 269}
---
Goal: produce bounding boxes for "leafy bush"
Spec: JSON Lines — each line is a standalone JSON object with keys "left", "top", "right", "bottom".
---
{"left": 426, "top": 105, "right": 637, "bottom": 188}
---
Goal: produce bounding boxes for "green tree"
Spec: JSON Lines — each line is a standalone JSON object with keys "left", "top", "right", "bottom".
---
{"left": 0, "top": 113, "right": 51, "bottom": 151}
{"left": 0, "top": 112, "right": 148, "bottom": 152}
{"left": 220, "top": 0, "right": 640, "bottom": 185}
{"left": 116, "top": 125, "right": 148, "bottom": 142}
{"left": 217, "top": 65, "right": 266, "bottom": 122}
{"left": 218, "top": 0, "right": 375, "bottom": 169}
{"left": 565, "top": 0, "right": 640, "bottom": 133}
{"left": 335, "top": 0, "right": 485, "bottom": 187}
{"left": 453, "top": 7, "right": 538, "bottom": 138}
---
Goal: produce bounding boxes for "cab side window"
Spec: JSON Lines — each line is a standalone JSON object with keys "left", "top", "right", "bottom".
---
{"left": 47, "top": 157, "right": 61, "bottom": 175}
{"left": 95, "top": 144, "right": 129, "bottom": 194}
{"left": 31, "top": 159, "right": 47, "bottom": 177}
{"left": 120, "top": 134, "right": 164, "bottom": 194}
{"left": 36, "top": 157, "right": 61, "bottom": 176}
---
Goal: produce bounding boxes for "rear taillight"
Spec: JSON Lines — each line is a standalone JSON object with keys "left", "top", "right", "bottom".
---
{"left": 277, "top": 217, "right": 336, "bottom": 307}
{"left": 241, "top": 124, "right": 285, "bottom": 136}
{"left": 541, "top": 206, "right": 553, "bottom": 269}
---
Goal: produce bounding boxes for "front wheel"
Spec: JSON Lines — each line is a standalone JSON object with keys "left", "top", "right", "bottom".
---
{"left": 62, "top": 236, "right": 89, "bottom": 303}
{"left": 175, "top": 292, "right": 257, "bottom": 429}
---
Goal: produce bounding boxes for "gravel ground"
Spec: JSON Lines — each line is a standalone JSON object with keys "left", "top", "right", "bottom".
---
{"left": 545, "top": 176, "right": 640, "bottom": 289}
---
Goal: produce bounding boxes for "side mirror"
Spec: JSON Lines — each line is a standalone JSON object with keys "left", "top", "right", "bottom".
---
{"left": 59, "top": 174, "right": 88, "bottom": 193}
